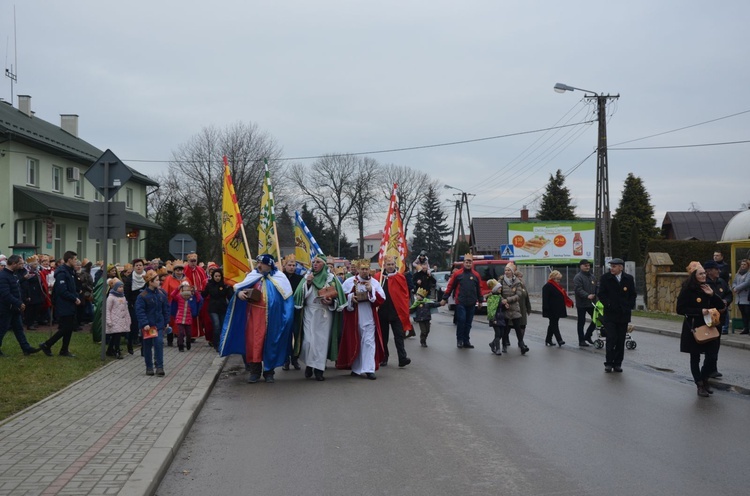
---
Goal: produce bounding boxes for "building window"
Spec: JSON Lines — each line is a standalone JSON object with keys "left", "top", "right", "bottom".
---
{"left": 125, "top": 187, "right": 133, "bottom": 210}
{"left": 74, "top": 178, "right": 84, "bottom": 198}
{"left": 52, "top": 166, "right": 63, "bottom": 193}
{"left": 77, "top": 227, "right": 86, "bottom": 258}
{"left": 27, "top": 158, "right": 39, "bottom": 186}
{"left": 366, "top": 244, "right": 373, "bottom": 252}
{"left": 54, "top": 224, "right": 64, "bottom": 260}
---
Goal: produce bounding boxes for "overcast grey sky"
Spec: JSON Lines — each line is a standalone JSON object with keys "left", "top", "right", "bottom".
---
{"left": 3, "top": 0, "right": 749, "bottom": 236}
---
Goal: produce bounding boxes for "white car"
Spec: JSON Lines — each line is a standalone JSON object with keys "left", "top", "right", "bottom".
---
{"left": 433, "top": 271, "right": 451, "bottom": 302}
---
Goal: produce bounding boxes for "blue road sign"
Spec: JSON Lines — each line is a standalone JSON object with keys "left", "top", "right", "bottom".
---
{"left": 500, "top": 244, "right": 515, "bottom": 259}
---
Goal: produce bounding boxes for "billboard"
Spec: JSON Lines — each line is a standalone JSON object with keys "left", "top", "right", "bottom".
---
{"left": 507, "top": 221, "right": 595, "bottom": 264}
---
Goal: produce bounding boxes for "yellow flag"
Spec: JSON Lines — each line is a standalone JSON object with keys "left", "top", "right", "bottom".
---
{"left": 222, "top": 157, "right": 251, "bottom": 284}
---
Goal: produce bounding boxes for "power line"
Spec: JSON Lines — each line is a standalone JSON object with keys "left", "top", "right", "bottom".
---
{"left": 610, "top": 139, "right": 750, "bottom": 150}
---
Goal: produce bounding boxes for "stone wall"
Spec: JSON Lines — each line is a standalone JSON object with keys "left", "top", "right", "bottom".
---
{"left": 645, "top": 252, "right": 687, "bottom": 314}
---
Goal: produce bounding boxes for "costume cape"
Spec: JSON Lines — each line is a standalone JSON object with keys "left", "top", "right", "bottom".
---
{"left": 292, "top": 269, "right": 346, "bottom": 361}
{"left": 219, "top": 268, "right": 294, "bottom": 371}
{"left": 375, "top": 271, "right": 413, "bottom": 332}
{"left": 335, "top": 276, "right": 386, "bottom": 370}
{"left": 184, "top": 265, "right": 209, "bottom": 339}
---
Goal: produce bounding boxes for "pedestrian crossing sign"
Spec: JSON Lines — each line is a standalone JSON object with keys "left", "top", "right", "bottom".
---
{"left": 500, "top": 244, "right": 514, "bottom": 259}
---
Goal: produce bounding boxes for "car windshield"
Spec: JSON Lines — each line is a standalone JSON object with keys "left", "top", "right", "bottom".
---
{"left": 433, "top": 271, "right": 450, "bottom": 282}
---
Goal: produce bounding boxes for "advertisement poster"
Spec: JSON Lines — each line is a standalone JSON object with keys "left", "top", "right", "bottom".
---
{"left": 507, "top": 221, "right": 595, "bottom": 264}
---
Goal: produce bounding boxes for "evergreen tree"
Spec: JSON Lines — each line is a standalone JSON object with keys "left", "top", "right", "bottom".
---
{"left": 627, "top": 228, "right": 642, "bottom": 265}
{"left": 146, "top": 199, "right": 184, "bottom": 261}
{"left": 612, "top": 173, "right": 660, "bottom": 262}
{"left": 536, "top": 169, "right": 577, "bottom": 220}
{"left": 412, "top": 185, "right": 452, "bottom": 269}
{"left": 276, "top": 205, "right": 294, "bottom": 254}
{"left": 610, "top": 217, "right": 622, "bottom": 261}
{"left": 300, "top": 204, "right": 337, "bottom": 256}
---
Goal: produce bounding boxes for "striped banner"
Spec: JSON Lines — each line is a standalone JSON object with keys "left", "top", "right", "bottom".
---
{"left": 257, "top": 159, "right": 280, "bottom": 261}
{"left": 378, "top": 183, "right": 408, "bottom": 273}
{"left": 294, "top": 210, "right": 323, "bottom": 270}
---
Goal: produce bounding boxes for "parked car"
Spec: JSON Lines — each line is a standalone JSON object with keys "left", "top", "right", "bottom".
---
{"left": 433, "top": 271, "right": 451, "bottom": 301}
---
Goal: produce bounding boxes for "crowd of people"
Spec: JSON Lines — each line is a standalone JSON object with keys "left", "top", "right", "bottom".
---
{"left": 0, "top": 247, "right": 743, "bottom": 398}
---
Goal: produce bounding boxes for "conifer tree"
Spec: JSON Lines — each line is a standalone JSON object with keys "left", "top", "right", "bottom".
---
{"left": 412, "top": 185, "right": 452, "bottom": 269}
{"left": 612, "top": 173, "right": 659, "bottom": 262}
{"left": 537, "top": 169, "right": 577, "bottom": 220}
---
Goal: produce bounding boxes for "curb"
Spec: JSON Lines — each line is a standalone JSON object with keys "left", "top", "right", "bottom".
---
{"left": 118, "top": 354, "right": 228, "bottom": 496}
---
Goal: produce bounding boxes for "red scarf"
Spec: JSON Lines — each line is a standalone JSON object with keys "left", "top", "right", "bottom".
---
{"left": 549, "top": 279, "right": 574, "bottom": 308}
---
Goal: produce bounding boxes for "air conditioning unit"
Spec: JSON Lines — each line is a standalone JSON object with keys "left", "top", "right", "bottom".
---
{"left": 66, "top": 167, "right": 80, "bottom": 182}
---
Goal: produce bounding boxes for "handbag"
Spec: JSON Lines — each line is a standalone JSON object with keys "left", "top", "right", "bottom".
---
{"left": 692, "top": 325, "right": 720, "bottom": 344}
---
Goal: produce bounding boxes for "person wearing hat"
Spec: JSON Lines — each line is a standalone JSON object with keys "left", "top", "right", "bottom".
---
{"left": 573, "top": 259, "right": 598, "bottom": 346}
{"left": 20, "top": 255, "right": 45, "bottom": 331}
{"left": 105, "top": 279, "right": 130, "bottom": 359}
{"left": 676, "top": 262, "right": 726, "bottom": 397}
{"left": 0, "top": 255, "right": 41, "bottom": 357}
{"left": 596, "top": 258, "right": 637, "bottom": 372}
{"left": 336, "top": 259, "right": 386, "bottom": 379}
{"left": 293, "top": 254, "right": 345, "bottom": 381}
{"left": 220, "top": 254, "right": 295, "bottom": 384}
{"left": 135, "top": 269, "right": 170, "bottom": 376}
{"left": 410, "top": 287, "right": 440, "bottom": 347}
{"left": 703, "top": 259, "right": 731, "bottom": 379}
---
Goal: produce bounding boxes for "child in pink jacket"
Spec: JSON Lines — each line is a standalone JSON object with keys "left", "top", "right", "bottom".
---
{"left": 106, "top": 279, "right": 131, "bottom": 359}
{"left": 171, "top": 281, "right": 202, "bottom": 351}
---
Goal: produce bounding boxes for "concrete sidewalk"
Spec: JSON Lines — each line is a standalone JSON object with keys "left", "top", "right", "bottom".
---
{"left": 0, "top": 343, "right": 225, "bottom": 496}
{"left": 1, "top": 305, "right": 748, "bottom": 496}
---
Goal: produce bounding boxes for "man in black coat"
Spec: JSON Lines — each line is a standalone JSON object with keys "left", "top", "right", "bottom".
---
{"left": 0, "top": 255, "right": 40, "bottom": 356}
{"left": 597, "top": 258, "right": 636, "bottom": 372}
{"left": 39, "top": 251, "right": 81, "bottom": 357}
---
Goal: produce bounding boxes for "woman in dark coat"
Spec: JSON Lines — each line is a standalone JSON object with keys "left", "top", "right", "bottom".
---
{"left": 676, "top": 262, "right": 725, "bottom": 397}
{"left": 542, "top": 270, "right": 573, "bottom": 346}
{"left": 201, "top": 268, "right": 234, "bottom": 352}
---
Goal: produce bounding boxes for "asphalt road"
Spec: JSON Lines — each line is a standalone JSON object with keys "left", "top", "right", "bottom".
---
{"left": 157, "top": 310, "right": 750, "bottom": 496}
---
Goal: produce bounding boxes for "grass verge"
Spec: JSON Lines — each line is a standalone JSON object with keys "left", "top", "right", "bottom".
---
{"left": 0, "top": 329, "right": 118, "bottom": 422}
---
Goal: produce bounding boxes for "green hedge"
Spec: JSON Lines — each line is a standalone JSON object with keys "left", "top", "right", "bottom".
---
{"left": 646, "top": 240, "right": 722, "bottom": 272}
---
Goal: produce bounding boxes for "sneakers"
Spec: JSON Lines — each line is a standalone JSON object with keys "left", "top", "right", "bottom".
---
{"left": 146, "top": 369, "right": 155, "bottom": 376}
{"left": 156, "top": 368, "right": 165, "bottom": 376}
{"left": 247, "top": 373, "right": 260, "bottom": 383}
{"left": 604, "top": 365, "right": 613, "bottom": 373}
{"left": 264, "top": 374, "right": 275, "bottom": 383}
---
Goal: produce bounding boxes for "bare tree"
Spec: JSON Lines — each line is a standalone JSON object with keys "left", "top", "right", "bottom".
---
{"left": 159, "top": 122, "right": 283, "bottom": 261}
{"left": 349, "top": 157, "right": 383, "bottom": 257}
{"left": 290, "top": 154, "right": 359, "bottom": 257}
{"left": 379, "top": 164, "right": 438, "bottom": 238}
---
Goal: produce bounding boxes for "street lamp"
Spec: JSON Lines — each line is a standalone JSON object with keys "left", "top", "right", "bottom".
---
{"left": 444, "top": 184, "right": 473, "bottom": 263}
{"left": 554, "top": 82, "right": 619, "bottom": 273}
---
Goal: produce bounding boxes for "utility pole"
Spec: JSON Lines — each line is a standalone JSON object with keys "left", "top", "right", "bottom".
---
{"left": 554, "top": 83, "right": 619, "bottom": 274}
{"left": 446, "top": 188, "right": 473, "bottom": 263}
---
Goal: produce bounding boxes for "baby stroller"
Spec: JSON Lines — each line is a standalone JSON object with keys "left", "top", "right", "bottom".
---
{"left": 591, "top": 301, "right": 637, "bottom": 350}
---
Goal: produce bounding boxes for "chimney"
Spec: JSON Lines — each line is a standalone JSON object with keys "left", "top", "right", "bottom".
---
{"left": 520, "top": 205, "right": 529, "bottom": 221}
{"left": 60, "top": 114, "right": 79, "bottom": 137}
{"left": 18, "top": 95, "right": 31, "bottom": 116}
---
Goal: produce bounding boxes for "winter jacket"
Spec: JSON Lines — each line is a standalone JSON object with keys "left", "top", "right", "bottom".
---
{"left": 106, "top": 294, "right": 131, "bottom": 335}
{"left": 486, "top": 294, "right": 507, "bottom": 328}
{"left": 597, "top": 272, "right": 636, "bottom": 324}
{"left": 19, "top": 268, "right": 46, "bottom": 305}
{"left": 732, "top": 270, "right": 750, "bottom": 306}
{"left": 542, "top": 281, "right": 568, "bottom": 319}
{"left": 0, "top": 267, "right": 23, "bottom": 315}
{"left": 53, "top": 264, "right": 80, "bottom": 317}
{"left": 500, "top": 277, "right": 523, "bottom": 320}
{"left": 573, "top": 270, "right": 597, "bottom": 309}
{"left": 409, "top": 298, "right": 439, "bottom": 322}
{"left": 170, "top": 288, "right": 202, "bottom": 326}
{"left": 201, "top": 280, "right": 234, "bottom": 315}
{"left": 443, "top": 268, "right": 482, "bottom": 306}
{"left": 135, "top": 286, "right": 170, "bottom": 331}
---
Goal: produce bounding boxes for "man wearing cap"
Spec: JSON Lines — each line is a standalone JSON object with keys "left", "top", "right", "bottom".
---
{"left": 704, "top": 260, "right": 731, "bottom": 378}
{"left": 336, "top": 259, "right": 386, "bottom": 379}
{"left": 0, "top": 255, "right": 41, "bottom": 357}
{"left": 440, "top": 254, "right": 482, "bottom": 348}
{"left": 573, "top": 259, "right": 597, "bottom": 347}
{"left": 597, "top": 258, "right": 637, "bottom": 372}
{"left": 220, "top": 254, "right": 295, "bottom": 384}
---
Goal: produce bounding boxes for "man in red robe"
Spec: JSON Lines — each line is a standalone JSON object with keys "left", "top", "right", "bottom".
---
{"left": 374, "top": 255, "right": 412, "bottom": 367}
{"left": 183, "top": 253, "right": 208, "bottom": 340}
{"left": 336, "top": 259, "right": 386, "bottom": 380}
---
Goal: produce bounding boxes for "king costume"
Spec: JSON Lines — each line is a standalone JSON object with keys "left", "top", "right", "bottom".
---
{"left": 336, "top": 261, "right": 386, "bottom": 379}
{"left": 293, "top": 255, "right": 346, "bottom": 381}
{"left": 219, "top": 255, "right": 295, "bottom": 383}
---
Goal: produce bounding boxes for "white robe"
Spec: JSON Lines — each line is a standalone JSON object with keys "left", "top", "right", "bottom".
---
{"left": 298, "top": 283, "right": 336, "bottom": 370}
{"left": 342, "top": 276, "right": 384, "bottom": 374}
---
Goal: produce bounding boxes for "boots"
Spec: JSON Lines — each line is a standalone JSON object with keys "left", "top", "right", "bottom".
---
{"left": 518, "top": 328, "right": 529, "bottom": 355}
{"left": 420, "top": 330, "right": 429, "bottom": 347}
{"left": 696, "top": 381, "right": 710, "bottom": 397}
{"left": 703, "top": 381, "right": 714, "bottom": 394}
{"left": 167, "top": 333, "right": 174, "bottom": 347}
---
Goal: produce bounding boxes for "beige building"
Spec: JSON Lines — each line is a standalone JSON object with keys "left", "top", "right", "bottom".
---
{"left": 0, "top": 95, "right": 159, "bottom": 262}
